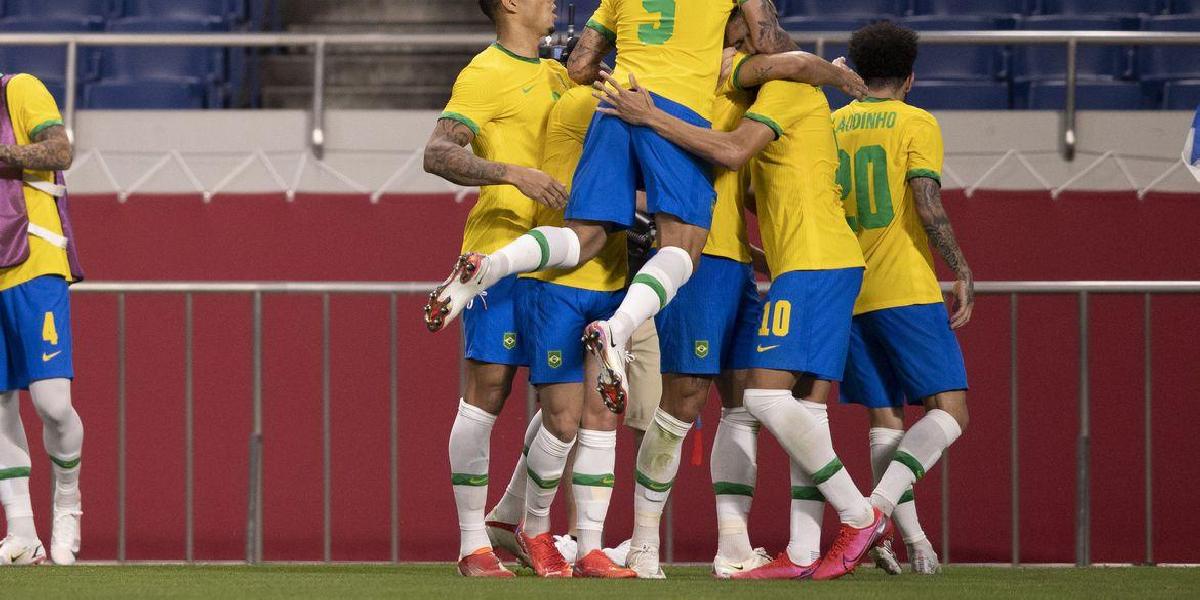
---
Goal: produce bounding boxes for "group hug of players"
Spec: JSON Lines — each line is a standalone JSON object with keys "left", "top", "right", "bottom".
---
{"left": 421, "top": 0, "right": 974, "bottom": 581}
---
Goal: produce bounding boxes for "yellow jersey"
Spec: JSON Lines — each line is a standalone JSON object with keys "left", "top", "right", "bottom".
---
{"left": 702, "top": 52, "right": 753, "bottom": 264}
{"left": 832, "top": 98, "right": 945, "bottom": 315}
{"left": 586, "top": 0, "right": 740, "bottom": 121}
{"left": 0, "top": 73, "right": 71, "bottom": 291}
{"left": 527, "top": 87, "right": 628, "bottom": 292}
{"left": 441, "top": 43, "right": 574, "bottom": 255}
{"left": 745, "top": 80, "right": 864, "bottom": 278}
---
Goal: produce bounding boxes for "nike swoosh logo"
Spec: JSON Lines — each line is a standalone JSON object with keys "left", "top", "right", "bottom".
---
{"left": 42, "top": 351, "right": 62, "bottom": 362}
{"left": 522, "top": 85, "right": 535, "bottom": 94}
{"left": 728, "top": 564, "right": 745, "bottom": 570}
{"left": 756, "top": 345, "right": 781, "bottom": 353}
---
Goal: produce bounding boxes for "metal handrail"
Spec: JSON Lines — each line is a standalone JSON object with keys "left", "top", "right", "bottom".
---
{"left": 2, "top": 30, "right": 1197, "bottom": 159}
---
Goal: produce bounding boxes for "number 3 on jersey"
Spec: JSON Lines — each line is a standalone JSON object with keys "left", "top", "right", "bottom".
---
{"left": 638, "top": 0, "right": 675, "bottom": 45}
{"left": 757, "top": 300, "right": 791, "bottom": 338}
{"left": 838, "top": 144, "right": 894, "bottom": 231}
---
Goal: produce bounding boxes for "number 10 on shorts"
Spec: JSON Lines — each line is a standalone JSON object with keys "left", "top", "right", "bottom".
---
{"left": 757, "top": 300, "right": 791, "bottom": 337}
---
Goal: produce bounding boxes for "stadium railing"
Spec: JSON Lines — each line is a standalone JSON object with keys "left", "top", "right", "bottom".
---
{"left": 1, "top": 31, "right": 1199, "bottom": 160}
{"left": 70, "top": 280, "right": 1200, "bottom": 567}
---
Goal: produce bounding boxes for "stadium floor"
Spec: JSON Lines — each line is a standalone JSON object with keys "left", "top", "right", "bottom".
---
{"left": 5, "top": 564, "right": 1196, "bottom": 598}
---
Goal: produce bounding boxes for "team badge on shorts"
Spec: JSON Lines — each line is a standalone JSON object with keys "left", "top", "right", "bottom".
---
{"left": 695, "top": 340, "right": 710, "bottom": 359}
{"left": 502, "top": 332, "right": 517, "bottom": 350}
{"left": 547, "top": 350, "right": 563, "bottom": 369}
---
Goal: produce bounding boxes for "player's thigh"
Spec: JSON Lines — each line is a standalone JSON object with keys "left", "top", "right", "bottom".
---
{"left": 526, "top": 282, "right": 603, "bottom": 389}
{"left": 839, "top": 314, "right": 907, "bottom": 410}
{"left": 463, "top": 274, "right": 527, "bottom": 368}
{"left": 565, "top": 113, "right": 638, "bottom": 230}
{"left": 655, "top": 255, "right": 748, "bottom": 378}
{"left": 632, "top": 93, "right": 716, "bottom": 232}
{"left": 6, "top": 275, "right": 73, "bottom": 392}
{"left": 623, "top": 319, "right": 661, "bottom": 433}
{"left": 871, "top": 303, "right": 969, "bottom": 406}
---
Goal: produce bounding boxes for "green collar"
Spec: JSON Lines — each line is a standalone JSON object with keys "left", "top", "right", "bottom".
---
{"left": 491, "top": 42, "right": 540, "bottom": 64}
{"left": 860, "top": 96, "right": 896, "bottom": 103}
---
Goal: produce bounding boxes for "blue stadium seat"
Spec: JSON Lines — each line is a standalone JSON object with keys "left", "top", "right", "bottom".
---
{"left": 910, "top": 0, "right": 1028, "bottom": 16}
{"left": 103, "top": 17, "right": 226, "bottom": 81}
{"left": 1034, "top": 0, "right": 1156, "bottom": 16}
{"left": 84, "top": 79, "right": 208, "bottom": 109}
{"left": 1019, "top": 81, "right": 1149, "bottom": 109}
{"left": 907, "top": 80, "right": 1011, "bottom": 109}
{"left": 1169, "top": 0, "right": 1200, "bottom": 13}
{"left": 900, "top": 16, "right": 1008, "bottom": 81}
{"left": 1013, "top": 16, "right": 1135, "bottom": 82}
{"left": 782, "top": 0, "right": 904, "bottom": 16}
{"left": 124, "top": 0, "right": 241, "bottom": 26}
{"left": 1139, "top": 16, "right": 1200, "bottom": 81}
{"left": 782, "top": 16, "right": 875, "bottom": 59}
{"left": 0, "top": 17, "right": 103, "bottom": 84}
{"left": 3, "top": 0, "right": 117, "bottom": 26}
{"left": 1162, "top": 80, "right": 1200, "bottom": 109}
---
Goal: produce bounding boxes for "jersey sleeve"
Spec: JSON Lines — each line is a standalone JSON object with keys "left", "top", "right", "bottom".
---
{"left": 743, "top": 80, "right": 803, "bottom": 141}
{"left": 440, "top": 64, "right": 503, "bottom": 137}
{"left": 9, "top": 74, "right": 63, "bottom": 140}
{"left": 585, "top": 0, "right": 616, "bottom": 45}
{"left": 904, "top": 113, "right": 944, "bottom": 185}
{"left": 725, "top": 51, "right": 753, "bottom": 93}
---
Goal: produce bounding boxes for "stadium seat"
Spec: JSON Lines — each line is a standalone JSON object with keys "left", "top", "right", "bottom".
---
{"left": 781, "top": 16, "right": 875, "bottom": 59}
{"left": 3, "top": 0, "right": 117, "bottom": 26}
{"left": 1162, "top": 80, "right": 1200, "bottom": 109}
{"left": 1168, "top": 0, "right": 1200, "bottom": 13}
{"left": 910, "top": 0, "right": 1029, "bottom": 16}
{"left": 103, "top": 17, "right": 226, "bottom": 82}
{"left": 1019, "top": 80, "right": 1149, "bottom": 109}
{"left": 1034, "top": 0, "right": 1156, "bottom": 16}
{"left": 900, "top": 16, "right": 1009, "bottom": 81}
{"left": 83, "top": 79, "right": 209, "bottom": 109}
{"left": 781, "top": 0, "right": 904, "bottom": 16}
{"left": 1013, "top": 16, "right": 1135, "bottom": 82}
{"left": 1139, "top": 16, "right": 1200, "bottom": 81}
{"left": 907, "top": 80, "right": 1011, "bottom": 109}
{"left": 124, "top": 0, "right": 242, "bottom": 27}
{"left": 0, "top": 17, "right": 103, "bottom": 83}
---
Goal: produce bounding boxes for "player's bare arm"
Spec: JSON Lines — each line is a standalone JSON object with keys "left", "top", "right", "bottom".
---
{"left": 423, "top": 118, "right": 567, "bottom": 209}
{"left": 0, "top": 124, "right": 72, "bottom": 171}
{"left": 734, "top": 52, "right": 868, "bottom": 100}
{"left": 910, "top": 176, "right": 974, "bottom": 329}
{"left": 566, "top": 27, "right": 613, "bottom": 85}
{"left": 593, "top": 73, "right": 773, "bottom": 171}
{"left": 738, "top": 0, "right": 797, "bottom": 54}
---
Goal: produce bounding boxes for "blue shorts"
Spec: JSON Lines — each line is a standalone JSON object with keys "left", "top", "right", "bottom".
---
{"left": 566, "top": 92, "right": 716, "bottom": 231}
{"left": 735, "top": 268, "right": 863, "bottom": 381}
{"left": 656, "top": 254, "right": 759, "bottom": 376}
{"left": 518, "top": 279, "right": 624, "bottom": 385}
{"left": 840, "top": 303, "right": 969, "bottom": 409}
{"left": 462, "top": 274, "right": 528, "bottom": 366}
{"left": 0, "top": 275, "right": 74, "bottom": 392}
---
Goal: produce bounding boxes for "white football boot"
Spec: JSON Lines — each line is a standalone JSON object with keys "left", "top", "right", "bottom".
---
{"left": 582, "top": 321, "right": 631, "bottom": 414}
{"left": 0, "top": 535, "right": 46, "bottom": 565}
{"left": 625, "top": 542, "right": 666, "bottom": 579}
{"left": 909, "top": 540, "right": 941, "bottom": 575}
{"left": 50, "top": 503, "right": 82, "bottom": 566}
{"left": 712, "top": 547, "right": 773, "bottom": 579}
{"left": 601, "top": 538, "right": 631, "bottom": 567}
{"left": 553, "top": 534, "right": 578, "bottom": 565}
{"left": 425, "top": 253, "right": 492, "bottom": 333}
{"left": 483, "top": 516, "right": 529, "bottom": 567}
{"left": 870, "top": 537, "right": 903, "bottom": 575}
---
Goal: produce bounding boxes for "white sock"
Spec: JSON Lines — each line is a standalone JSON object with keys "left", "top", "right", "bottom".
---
{"left": 571, "top": 428, "right": 617, "bottom": 558}
{"left": 487, "top": 226, "right": 581, "bottom": 284}
{"left": 0, "top": 392, "right": 36, "bottom": 540}
{"left": 743, "top": 389, "right": 872, "bottom": 528}
{"left": 524, "top": 426, "right": 575, "bottom": 536}
{"left": 871, "top": 409, "right": 962, "bottom": 516}
{"left": 490, "top": 410, "right": 543, "bottom": 526}
{"left": 869, "top": 427, "right": 925, "bottom": 544}
{"left": 711, "top": 407, "right": 758, "bottom": 561}
{"left": 608, "top": 246, "right": 693, "bottom": 347}
{"left": 448, "top": 399, "right": 497, "bottom": 557}
{"left": 630, "top": 408, "right": 691, "bottom": 549}
{"left": 30, "top": 379, "right": 83, "bottom": 507}
{"left": 786, "top": 401, "right": 829, "bottom": 566}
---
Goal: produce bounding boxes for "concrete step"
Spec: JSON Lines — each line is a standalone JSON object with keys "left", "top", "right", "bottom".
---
{"left": 261, "top": 85, "right": 450, "bottom": 110}
{"left": 262, "top": 53, "right": 471, "bottom": 88}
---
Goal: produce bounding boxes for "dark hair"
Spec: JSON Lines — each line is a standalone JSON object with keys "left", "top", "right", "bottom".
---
{"left": 848, "top": 21, "right": 919, "bottom": 89}
{"left": 479, "top": 0, "right": 500, "bottom": 22}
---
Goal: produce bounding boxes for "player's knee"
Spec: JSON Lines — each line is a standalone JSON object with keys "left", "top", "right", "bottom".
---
{"left": 869, "top": 407, "right": 906, "bottom": 430}
{"left": 29, "top": 379, "right": 76, "bottom": 427}
{"left": 661, "top": 377, "right": 708, "bottom": 421}
{"left": 929, "top": 391, "right": 969, "bottom": 432}
{"left": 540, "top": 412, "right": 578, "bottom": 443}
{"left": 567, "top": 221, "right": 607, "bottom": 262}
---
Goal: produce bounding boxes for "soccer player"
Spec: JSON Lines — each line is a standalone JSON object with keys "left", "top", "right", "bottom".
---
{"left": 833, "top": 22, "right": 973, "bottom": 575}
{"left": 424, "top": 0, "right": 795, "bottom": 415}
{"left": 0, "top": 72, "right": 85, "bottom": 565}
{"left": 420, "top": 0, "right": 572, "bottom": 577}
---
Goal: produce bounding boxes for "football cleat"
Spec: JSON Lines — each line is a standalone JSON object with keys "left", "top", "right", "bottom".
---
{"left": 518, "top": 531, "right": 573, "bottom": 578}
{"left": 811, "top": 507, "right": 888, "bottom": 581}
{"left": 49, "top": 503, "right": 82, "bottom": 566}
{"left": 484, "top": 519, "right": 529, "bottom": 567}
{"left": 625, "top": 542, "right": 666, "bottom": 579}
{"left": 909, "top": 540, "right": 941, "bottom": 575}
{"left": 730, "top": 551, "right": 818, "bottom": 580}
{"left": 602, "top": 538, "right": 631, "bottom": 567}
{"left": 0, "top": 535, "right": 46, "bottom": 566}
{"left": 425, "top": 253, "right": 490, "bottom": 333}
{"left": 573, "top": 549, "right": 637, "bottom": 578}
{"left": 553, "top": 534, "right": 578, "bottom": 565}
{"left": 713, "top": 547, "right": 774, "bottom": 579}
{"left": 456, "top": 547, "right": 515, "bottom": 578}
{"left": 582, "top": 321, "right": 630, "bottom": 414}
{"left": 870, "top": 517, "right": 900, "bottom": 575}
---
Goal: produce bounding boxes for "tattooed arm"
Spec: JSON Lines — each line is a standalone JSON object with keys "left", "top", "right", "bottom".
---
{"left": 0, "top": 125, "right": 72, "bottom": 171}
{"left": 734, "top": 52, "right": 867, "bottom": 99}
{"left": 739, "top": 0, "right": 797, "bottom": 54}
{"left": 566, "top": 27, "right": 614, "bottom": 85}
{"left": 910, "top": 176, "right": 974, "bottom": 329}
{"left": 422, "top": 118, "right": 567, "bottom": 209}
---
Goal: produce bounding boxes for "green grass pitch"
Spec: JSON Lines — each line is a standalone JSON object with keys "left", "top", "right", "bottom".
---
{"left": 2, "top": 564, "right": 1195, "bottom": 599}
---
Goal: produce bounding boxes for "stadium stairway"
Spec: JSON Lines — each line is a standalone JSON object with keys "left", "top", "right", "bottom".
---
{"left": 261, "top": 0, "right": 491, "bottom": 109}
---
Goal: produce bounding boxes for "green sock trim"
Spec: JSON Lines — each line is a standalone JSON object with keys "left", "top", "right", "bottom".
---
{"left": 0, "top": 467, "right": 31, "bottom": 480}
{"left": 811, "top": 458, "right": 844, "bottom": 485}
{"left": 791, "top": 485, "right": 825, "bottom": 502}
{"left": 528, "top": 230, "right": 551, "bottom": 271}
{"left": 899, "top": 488, "right": 915, "bottom": 504}
{"left": 635, "top": 469, "right": 673, "bottom": 493}
{"left": 572, "top": 473, "right": 615, "bottom": 488}
{"left": 631, "top": 273, "right": 668, "bottom": 309}
{"left": 522, "top": 445, "right": 529, "bottom": 457}
{"left": 526, "top": 467, "right": 561, "bottom": 490}
{"left": 893, "top": 451, "right": 926, "bottom": 480}
{"left": 50, "top": 455, "right": 80, "bottom": 470}
{"left": 450, "top": 472, "right": 489, "bottom": 487}
{"left": 712, "top": 482, "right": 755, "bottom": 497}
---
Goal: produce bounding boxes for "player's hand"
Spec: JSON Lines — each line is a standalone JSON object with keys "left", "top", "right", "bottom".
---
{"left": 593, "top": 72, "right": 656, "bottom": 127}
{"left": 832, "top": 57, "right": 868, "bottom": 101}
{"left": 510, "top": 166, "right": 568, "bottom": 210}
{"left": 947, "top": 272, "right": 974, "bottom": 329}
